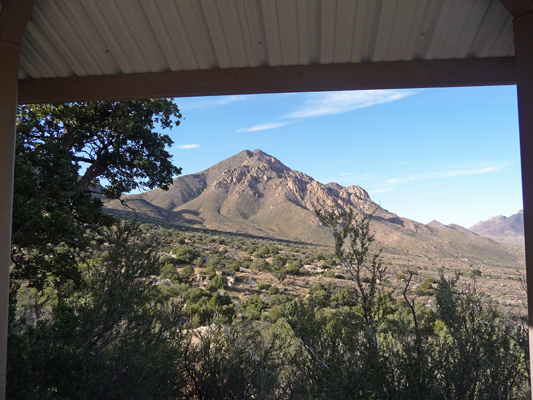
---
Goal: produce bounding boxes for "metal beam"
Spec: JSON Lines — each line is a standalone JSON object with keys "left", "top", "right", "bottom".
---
{"left": 500, "top": 0, "right": 533, "bottom": 18}
{"left": 18, "top": 57, "right": 517, "bottom": 104}
{"left": 0, "top": 0, "right": 36, "bottom": 45}
{"left": 513, "top": 10, "right": 533, "bottom": 395}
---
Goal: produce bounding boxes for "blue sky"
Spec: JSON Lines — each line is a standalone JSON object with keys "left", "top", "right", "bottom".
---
{"left": 164, "top": 85, "right": 522, "bottom": 228}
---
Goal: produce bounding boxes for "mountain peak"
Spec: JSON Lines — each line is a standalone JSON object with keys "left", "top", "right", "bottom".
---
{"left": 468, "top": 211, "right": 524, "bottom": 245}
{"left": 426, "top": 220, "right": 447, "bottom": 229}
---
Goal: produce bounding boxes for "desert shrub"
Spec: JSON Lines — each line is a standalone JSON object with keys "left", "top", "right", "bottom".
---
{"left": 180, "top": 265, "right": 195, "bottom": 280}
{"left": 193, "top": 257, "right": 204, "bottom": 267}
{"left": 161, "top": 263, "right": 180, "bottom": 281}
{"left": 247, "top": 246, "right": 257, "bottom": 255}
{"left": 269, "top": 294, "right": 290, "bottom": 306}
{"left": 241, "top": 294, "right": 268, "bottom": 320}
{"left": 268, "top": 286, "right": 280, "bottom": 295}
{"left": 256, "top": 245, "right": 270, "bottom": 257}
{"left": 160, "top": 255, "right": 178, "bottom": 266}
{"left": 285, "top": 265, "right": 300, "bottom": 276}
{"left": 172, "top": 245, "right": 200, "bottom": 264}
{"left": 207, "top": 275, "right": 227, "bottom": 292}
{"left": 205, "top": 265, "right": 217, "bottom": 280}
{"left": 229, "top": 262, "right": 241, "bottom": 272}
{"left": 252, "top": 258, "right": 271, "bottom": 272}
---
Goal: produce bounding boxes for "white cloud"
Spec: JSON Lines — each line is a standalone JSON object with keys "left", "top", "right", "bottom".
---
{"left": 237, "top": 121, "right": 295, "bottom": 132}
{"left": 374, "top": 165, "right": 504, "bottom": 188}
{"left": 370, "top": 188, "right": 393, "bottom": 193}
{"left": 176, "top": 143, "right": 201, "bottom": 149}
{"left": 284, "top": 89, "right": 416, "bottom": 119}
{"left": 420, "top": 165, "right": 504, "bottom": 179}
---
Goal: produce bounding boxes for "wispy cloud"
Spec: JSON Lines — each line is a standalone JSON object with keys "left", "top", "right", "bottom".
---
{"left": 176, "top": 143, "right": 201, "bottom": 149}
{"left": 419, "top": 165, "right": 505, "bottom": 179}
{"left": 284, "top": 90, "right": 416, "bottom": 119}
{"left": 370, "top": 188, "right": 393, "bottom": 193}
{"left": 236, "top": 89, "right": 416, "bottom": 133}
{"left": 374, "top": 165, "right": 504, "bottom": 187}
{"left": 180, "top": 95, "right": 248, "bottom": 110}
{"left": 237, "top": 121, "right": 296, "bottom": 133}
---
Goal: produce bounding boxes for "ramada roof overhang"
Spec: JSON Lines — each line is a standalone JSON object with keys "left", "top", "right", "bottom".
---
{"left": 1, "top": 0, "right": 533, "bottom": 399}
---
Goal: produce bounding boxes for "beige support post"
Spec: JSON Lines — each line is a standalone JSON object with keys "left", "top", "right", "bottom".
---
{"left": 0, "top": 41, "right": 19, "bottom": 400}
{"left": 513, "top": 11, "right": 533, "bottom": 393}
{"left": 0, "top": 2, "right": 36, "bottom": 396}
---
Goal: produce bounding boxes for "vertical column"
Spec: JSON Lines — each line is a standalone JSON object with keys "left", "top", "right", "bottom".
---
{"left": 0, "top": 42, "right": 19, "bottom": 400}
{"left": 513, "top": 11, "right": 533, "bottom": 393}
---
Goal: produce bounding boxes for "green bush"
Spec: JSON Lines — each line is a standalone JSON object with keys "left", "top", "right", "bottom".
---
{"left": 252, "top": 258, "right": 271, "bottom": 272}
{"left": 256, "top": 245, "right": 270, "bottom": 257}
{"left": 180, "top": 265, "right": 195, "bottom": 280}
{"left": 207, "top": 275, "right": 227, "bottom": 292}
{"left": 205, "top": 265, "right": 217, "bottom": 280}
{"left": 241, "top": 294, "right": 268, "bottom": 320}
{"left": 172, "top": 246, "right": 200, "bottom": 265}
{"left": 268, "top": 286, "right": 280, "bottom": 295}
{"left": 161, "top": 263, "right": 179, "bottom": 281}
{"left": 229, "top": 263, "right": 240, "bottom": 272}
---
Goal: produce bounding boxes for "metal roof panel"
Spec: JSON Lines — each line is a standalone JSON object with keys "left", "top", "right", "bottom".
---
{"left": 17, "top": 0, "right": 516, "bottom": 80}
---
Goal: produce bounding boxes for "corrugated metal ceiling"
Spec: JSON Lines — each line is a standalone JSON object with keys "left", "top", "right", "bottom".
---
{"left": 18, "top": 0, "right": 514, "bottom": 80}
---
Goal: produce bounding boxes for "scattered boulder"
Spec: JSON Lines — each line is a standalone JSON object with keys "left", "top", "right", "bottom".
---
{"left": 304, "top": 265, "right": 324, "bottom": 274}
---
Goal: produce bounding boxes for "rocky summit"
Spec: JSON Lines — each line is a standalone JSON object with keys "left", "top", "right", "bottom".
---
{"left": 105, "top": 149, "right": 524, "bottom": 267}
{"left": 469, "top": 210, "right": 524, "bottom": 246}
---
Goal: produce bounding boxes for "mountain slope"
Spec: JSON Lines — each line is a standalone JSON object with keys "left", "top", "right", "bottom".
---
{"left": 469, "top": 210, "right": 524, "bottom": 245}
{"left": 105, "top": 149, "right": 523, "bottom": 267}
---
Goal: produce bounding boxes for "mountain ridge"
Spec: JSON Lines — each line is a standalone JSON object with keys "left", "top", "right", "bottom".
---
{"left": 468, "top": 210, "right": 524, "bottom": 246}
{"left": 105, "top": 149, "right": 523, "bottom": 267}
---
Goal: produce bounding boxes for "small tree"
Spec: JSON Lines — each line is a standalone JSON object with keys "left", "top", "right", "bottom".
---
{"left": 315, "top": 205, "right": 386, "bottom": 348}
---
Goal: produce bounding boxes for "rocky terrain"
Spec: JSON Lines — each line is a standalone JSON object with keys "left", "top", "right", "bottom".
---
{"left": 469, "top": 210, "right": 524, "bottom": 245}
{"left": 105, "top": 149, "right": 524, "bottom": 269}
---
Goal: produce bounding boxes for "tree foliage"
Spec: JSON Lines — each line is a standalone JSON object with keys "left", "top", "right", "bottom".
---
{"left": 315, "top": 205, "right": 387, "bottom": 348}
{"left": 8, "top": 223, "right": 186, "bottom": 399}
{"left": 8, "top": 101, "right": 530, "bottom": 398}
{"left": 12, "top": 99, "right": 182, "bottom": 287}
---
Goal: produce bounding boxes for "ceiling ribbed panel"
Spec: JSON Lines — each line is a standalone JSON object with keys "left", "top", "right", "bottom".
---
{"left": 18, "top": 0, "right": 515, "bottom": 80}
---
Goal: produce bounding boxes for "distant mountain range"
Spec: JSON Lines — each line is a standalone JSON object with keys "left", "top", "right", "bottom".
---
{"left": 425, "top": 211, "right": 525, "bottom": 246}
{"left": 468, "top": 210, "right": 524, "bottom": 246}
{"left": 104, "top": 149, "right": 524, "bottom": 267}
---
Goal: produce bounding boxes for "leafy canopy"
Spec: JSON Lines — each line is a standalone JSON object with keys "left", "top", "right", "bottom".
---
{"left": 12, "top": 99, "right": 182, "bottom": 287}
